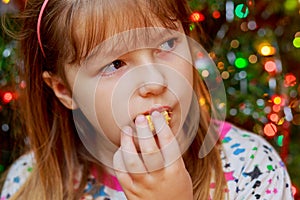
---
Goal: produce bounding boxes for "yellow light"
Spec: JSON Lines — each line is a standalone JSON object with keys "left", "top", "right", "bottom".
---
{"left": 248, "top": 55, "right": 258, "bottom": 64}
{"left": 261, "top": 46, "right": 271, "bottom": 55}
{"left": 199, "top": 98, "right": 206, "bottom": 106}
{"left": 221, "top": 71, "right": 230, "bottom": 79}
{"left": 258, "top": 43, "right": 276, "bottom": 56}
{"left": 277, "top": 118, "right": 285, "bottom": 125}
{"left": 217, "top": 62, "right": 225, "bottom": 70}
{"left": 273, "top": 96, "right": 282, "bottom": 105}
{"left": 201, "top": 70, "right": 210, "bottom": 78}
{"left": 2, "top": 0, "right": 10, "bottom": 4}
{"left": 230, "top": 40, "right": 240, "bottom": 48}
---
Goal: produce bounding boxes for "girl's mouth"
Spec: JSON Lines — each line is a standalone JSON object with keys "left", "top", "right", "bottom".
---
{"left": 141, "top": 106, "right": 171, "bottom": 116}
{"left": 145, "top": 110, "right": 172, "bottom": 132}
{"left": 133, "top": 106, "right": 172, "bottom": 132}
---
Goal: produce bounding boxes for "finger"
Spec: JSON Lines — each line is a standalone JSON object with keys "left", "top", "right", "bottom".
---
{"left": 113, "top": 149, "right": 135, "bottom": 187}
{"left": 135, "top": 115, "right": 164, "bottom": 172}
{"left": 151, "top": 111, "right": 182, "bottom": 167}
{"left": 113, "top": 148, "right": 127, "bottom": 172}
{"left": 120, "top": 126, "right": 147, "bottom": 173}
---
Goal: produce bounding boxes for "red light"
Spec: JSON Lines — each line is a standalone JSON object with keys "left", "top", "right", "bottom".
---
{"left": 284, "top": 74, "right": 297, "bottom": 87}
{"left": 197, "top": 52, "right": 204, "bottom": 58}
{"left": 272, "top": 105, "right": 281, "bottom": 113}
{"left": 263, "top": 123, "right": 277, "bottom": 137}
{"left": 292, "top": 185, "right": 297, "bottom": 196}
{"left": 20, "top": 80, "right": 26, "bottom": 89}
{"left": 264, "top": 61, "right": 277, "bottom": 73}
{"left": 190, "top": 12, "right": 205, "bottom": 22}
{"left": 269, "top": 113, "right": 279, "bottom": 123}
{"left": 212, "top": 10, "right": 221, "bottom": 19}
{"left": 3, "top": 92, "right": 13, "bottom": 103}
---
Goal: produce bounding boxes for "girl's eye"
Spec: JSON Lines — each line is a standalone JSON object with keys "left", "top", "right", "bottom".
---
{"left": 100, "top": 60, "right": 126, "bottom": 75}
{"left": 159, "top": 38, "right": 177, "bottom": 51}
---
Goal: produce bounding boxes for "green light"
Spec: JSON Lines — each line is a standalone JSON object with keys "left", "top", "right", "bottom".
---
{"left": 0, "top": 164, "right": 4, "bottom": 172}
{"left": 235, "top": 57, "right": 248, "bottom": 68}
{"left": 293, "top": 37, "right": 300, "bottom": 48}
{"left": 284, "top": 0, "right": 298, "bottom": 11}
{"left": 235, "top": 4, "right": 249, "bottom": 19}
{"left": 277, "top": 135, "right": 284, "bottom": 147}
{"left": 189, "top": 23, "right": 195, "bottom": 31}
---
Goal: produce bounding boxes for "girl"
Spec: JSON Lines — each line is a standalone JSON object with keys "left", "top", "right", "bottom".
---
{"left": 0, "top": 0, "right": 293, "bottom": 199}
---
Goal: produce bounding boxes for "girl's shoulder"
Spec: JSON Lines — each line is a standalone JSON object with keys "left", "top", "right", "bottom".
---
{"left": 217, "top": 121, "right": 294, "bottom": 199}
{"left": 0, "top": 152, "right": 125, "bottom": 200}
{"left": 219, "top": 121, "right": 281, "bottom": 160}
{"left": 218, "top": 121, "right": 286, "bottom": 173}
{"left": 0, "top": 152, "right": 34, "bottom": 200}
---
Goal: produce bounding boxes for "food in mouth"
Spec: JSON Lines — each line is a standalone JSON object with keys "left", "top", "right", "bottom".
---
{"left": 145, "top": 110, "right": 171, "bottom": 132}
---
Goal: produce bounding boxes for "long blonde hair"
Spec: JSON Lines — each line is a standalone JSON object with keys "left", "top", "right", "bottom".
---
{"left": 2, "top": 0, "right": 226, "bottom": 199}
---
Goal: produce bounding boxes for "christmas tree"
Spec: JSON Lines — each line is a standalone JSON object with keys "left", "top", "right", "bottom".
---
{"left": 0, "top": 0, "right": 25, "bottom": 177}
{"left": 0, "top": 20, "right": 18, "bottom": 175}
{"left": 189, "top": 0, "right": 300, "bottom": 198}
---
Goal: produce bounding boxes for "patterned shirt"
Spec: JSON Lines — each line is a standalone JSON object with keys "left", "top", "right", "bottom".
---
{"left": 0, "top": 122, "right": 294, "bottom": 200}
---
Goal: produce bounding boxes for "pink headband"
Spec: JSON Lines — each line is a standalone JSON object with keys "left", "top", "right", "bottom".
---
{"left": 37, "top": 0, "right": 50, "bottom": 57}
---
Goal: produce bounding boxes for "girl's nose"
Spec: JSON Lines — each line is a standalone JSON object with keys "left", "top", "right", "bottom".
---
{"left": 130, "top": 50, "right": 167, "bottom": 97}
{"left": 137, "top": 65, "right": 167, "bottom": 97}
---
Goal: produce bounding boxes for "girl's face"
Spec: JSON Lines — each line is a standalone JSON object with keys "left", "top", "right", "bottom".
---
{"left": 64, "top": 23, "right": 195, "bottom": 153}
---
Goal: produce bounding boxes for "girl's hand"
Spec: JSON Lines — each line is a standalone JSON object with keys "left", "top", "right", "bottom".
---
{"left": 113, "top": 111, "right": 193, "bottom": 200}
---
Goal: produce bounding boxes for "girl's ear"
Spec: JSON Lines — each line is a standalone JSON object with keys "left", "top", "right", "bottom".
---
{"left": 42, "top": 71, "right": 78, "bottom": 110}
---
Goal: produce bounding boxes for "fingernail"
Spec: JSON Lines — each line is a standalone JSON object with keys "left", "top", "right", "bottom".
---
{"left": 135, "top": 115, "right": 146, "bottom": 124}
{"left": 151, "top": 111, "right": 161, "bottom": 118}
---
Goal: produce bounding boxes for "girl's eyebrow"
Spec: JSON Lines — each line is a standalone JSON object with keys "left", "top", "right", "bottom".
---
{"left": 152, "top": 29, "right": 177, "bottom": 40}
{"left": 82, "top": 28, "right": 181, "bottom": 65}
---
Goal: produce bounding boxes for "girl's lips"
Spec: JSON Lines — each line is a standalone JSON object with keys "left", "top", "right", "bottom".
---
{"left": 142, "top": 106, "right": 172, "bottom": 116}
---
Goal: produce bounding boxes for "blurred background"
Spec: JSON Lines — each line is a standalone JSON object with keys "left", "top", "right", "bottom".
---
{"left": 0, "top": 0, "right": 299, "bottom": 198}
